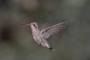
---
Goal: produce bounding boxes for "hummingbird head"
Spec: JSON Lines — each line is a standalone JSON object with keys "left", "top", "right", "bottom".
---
{"left": 30, "top": 22, "right": 38, "bottom": 29}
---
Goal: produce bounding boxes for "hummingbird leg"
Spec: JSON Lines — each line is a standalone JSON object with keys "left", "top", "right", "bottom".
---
{"left": 38, "top": 44, "right": 41, "bottom": 46}
{"left": 38, "top": 43, "right": 41, "bottom": 46}
{"left": 36, "top": 40, "right": 41, "bottom": 46}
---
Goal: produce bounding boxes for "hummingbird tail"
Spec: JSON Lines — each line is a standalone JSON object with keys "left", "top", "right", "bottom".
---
{"left": 49, "top": 47, "right": 55, "bottom": 51}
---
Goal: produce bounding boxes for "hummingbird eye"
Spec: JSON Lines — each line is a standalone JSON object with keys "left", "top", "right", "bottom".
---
{"left": 33, "top": 24, "right": 37, "bottom": 28}
{"left": 33, "top": 24, "right": 35, "bottom": 26}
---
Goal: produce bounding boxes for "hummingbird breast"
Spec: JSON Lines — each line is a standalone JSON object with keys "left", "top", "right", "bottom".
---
{"left": 31, "top": 26, "right": 42, "bottom": 44}
{"left": 32, "top": 32, "right": 50, "bottom": 48}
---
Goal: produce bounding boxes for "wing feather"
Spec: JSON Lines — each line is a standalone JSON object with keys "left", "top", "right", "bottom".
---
{"left": 40, "top": 21, "right": 68, "bottom": 39}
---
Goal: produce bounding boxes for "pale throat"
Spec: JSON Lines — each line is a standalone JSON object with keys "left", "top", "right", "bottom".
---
{"left": 31, "top": 25, "right": 40, "bottom": 34}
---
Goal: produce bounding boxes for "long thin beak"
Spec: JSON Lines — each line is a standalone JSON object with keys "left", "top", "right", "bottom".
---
{"left": 20, "top": 24, "right": 31, "bottom": 26}
{"left": 26, "top": 24, "right": 31, "bottom": 26}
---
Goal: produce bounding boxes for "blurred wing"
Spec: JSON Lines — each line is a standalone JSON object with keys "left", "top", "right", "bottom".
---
{"left": 40, "top": 21, "right": 68, "bottom": 39}
{"left": 40, "top": 23, "right": 49, "bottom": 30}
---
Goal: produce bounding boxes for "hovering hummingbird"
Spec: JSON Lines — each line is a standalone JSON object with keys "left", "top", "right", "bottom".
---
{"left": 21, "top": 21, "right": 68, "bottom": 51}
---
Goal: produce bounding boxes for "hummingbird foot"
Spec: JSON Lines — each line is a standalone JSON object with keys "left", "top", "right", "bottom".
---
{"left": 38, "top": 44, "right": 41, "bottom": 46}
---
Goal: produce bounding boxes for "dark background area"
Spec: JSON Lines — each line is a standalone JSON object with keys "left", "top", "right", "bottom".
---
{"left": 0, "top": 0, "right": 90, "bottom": 60}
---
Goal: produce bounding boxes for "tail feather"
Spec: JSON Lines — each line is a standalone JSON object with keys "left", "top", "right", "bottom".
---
{"left": 49, "top": 47, "right": 55, "bottom": 51}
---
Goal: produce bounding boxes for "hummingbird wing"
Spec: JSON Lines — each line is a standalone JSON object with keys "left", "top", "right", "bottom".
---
{"left": 40, "top": 21, "right": 68, "bottom": 39}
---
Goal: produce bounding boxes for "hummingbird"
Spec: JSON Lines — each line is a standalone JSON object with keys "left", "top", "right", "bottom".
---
{"left": 21, "top": 21, "right": 68, "bottom": 51}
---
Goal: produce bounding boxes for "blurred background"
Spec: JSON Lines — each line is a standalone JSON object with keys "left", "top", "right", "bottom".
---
{"left": 0, "top": 0, "right": 90, "bottom": 60}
